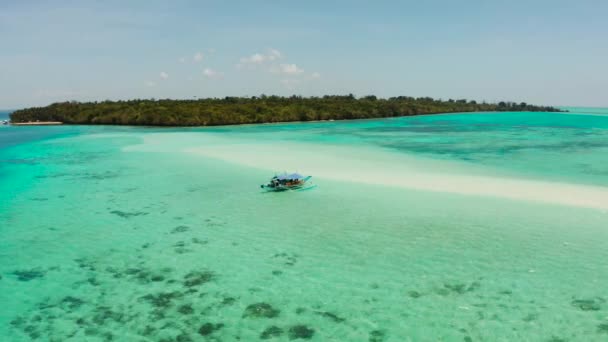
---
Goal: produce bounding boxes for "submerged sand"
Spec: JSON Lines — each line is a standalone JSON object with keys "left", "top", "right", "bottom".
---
{"left": 159, "top": 134, "right": 608, "bottom": 211}
{"left": 120, "top": 131, "right": 608, "bottom": 210}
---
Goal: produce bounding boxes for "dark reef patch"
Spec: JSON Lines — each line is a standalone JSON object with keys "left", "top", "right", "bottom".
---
{"left": 443, "top": 281, "right": 480, "bottom": 295}
{"left": 221, "top": 297, "right": 236, "bottom": 306}
{"left": 204, "top": 218, "right": 225, "bottom": 228}
{"left": 92, "top": 306, "right": 125, "bottom": 325}
{"left": 598, "top": 323, "right": 608, "bottom": 334}
{"left": 547, "top": 337, "right": 567, "bottom": 342}
{"left": 12, "top": 269, "right": 46, "bottom": 281}
{"left": 198, "top": 323, "right": 224, "bottom": 336}
{"left": 10, "top": 316, "right": 25, "bottom": 328}
{"left": 141, "top": 325, "right": 156, "bottom": 337}
{"left": 183, "top": 271, "right": 214, "bottom": 287}
{"left": 60, "top": 296, "right": 85, "bottom": 310}
{"left": 369, "top": 330, "right": 385, "bottom": 342}
{"left": 191, "top": 238, "right": 208, "bottom": 245}
{"left": 314, "top": 311, "right": 345, "bottom": 323}
{"left": 408, "top": 291, "right": 422, "bottom": 298}
{"left": 176, "top": 332, "right": 193, "bottom": 342}
{"left": 571, "top": 298, "right": 603, "bottom": 311}
{"left": 151, "top": 275, "right": 165, "bottom": 282}
{"left": 243, "top": 303, "right": 280, "bottom": 318}
{"left": 522, "top": 313, "right": 538, "bottom": 322}
{"left": 75, "top": 258, "right": 97, "bottom": 271}
{"left": 140, "top": 291, "right": 184, "bottom": 309}
{"left": 273, "top": 252, "right": 298, "bottom": 266}
{"left": 109, "top": 210, "right": 148, "bottom": 218}
{"left": 120, "top": 267, "right": 167, "bottom": 284}
{"left": 7, "top": 259, "right": 224, "bottom": 341}
{"left": 173, "top": 241, "right": 193, "bottom": 254}
{"left": 23, "top": 325, "right": 41, "bottom": 339}
{"left": 85, "top": 327, "right": 99, "bottom": 336}
{"left": 261, "top": 326, "right": 284, "bottom": 339}
{"left": 288, "top": 325, "right": 315, "bottom": 340}
{"left": 435, "top": 288, "right": 450, "bottom": 296}
{"left": 80, "top": 170, "right": 121, "bottom": 180}
{"left": 87, "top": 276, "right": 101, "bottom": 286}
{"left": 171, "top": 225, "right": 190, "bottom": 234}
{"left": 177, "top": 304, "right": 194, "bottom": 315}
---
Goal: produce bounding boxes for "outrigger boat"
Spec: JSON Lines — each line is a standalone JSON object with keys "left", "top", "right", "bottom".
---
{"left": 260, "top": 173, "right": 314, "bottom": 192}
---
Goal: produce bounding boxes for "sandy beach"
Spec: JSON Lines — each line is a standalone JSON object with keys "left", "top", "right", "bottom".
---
{"left": 11, "top": 121, "right": 63, "bottom": 126}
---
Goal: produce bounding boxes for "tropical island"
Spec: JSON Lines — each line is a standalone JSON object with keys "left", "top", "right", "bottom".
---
{"left": 9, "top": 95, "right": 564, "bottom": 126}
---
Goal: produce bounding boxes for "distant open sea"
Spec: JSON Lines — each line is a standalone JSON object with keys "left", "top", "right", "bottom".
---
{"left": 1, "top": 108, "right": 608, "bottom": 341}
{"left": 0, "top": 110, "right": 11, "bottom": 120}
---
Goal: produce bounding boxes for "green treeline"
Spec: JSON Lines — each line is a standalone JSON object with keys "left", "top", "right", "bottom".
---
{"left": 10, "top": 95, "right": 563, "bottom": 126}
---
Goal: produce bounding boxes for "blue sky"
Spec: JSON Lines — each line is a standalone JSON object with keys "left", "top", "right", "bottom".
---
{"left": 1, "top": 0, "right": 607, "bottom": 108}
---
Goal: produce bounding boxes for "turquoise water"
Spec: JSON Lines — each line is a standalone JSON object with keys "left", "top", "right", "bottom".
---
{"left": 560, "top": 107, "right": 608, "bottom": 115}
{"left": 1, "top": 110, "right": 608, "bottom": 341}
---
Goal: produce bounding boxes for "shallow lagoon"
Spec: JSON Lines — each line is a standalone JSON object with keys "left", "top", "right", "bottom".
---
{"left": 1, "top": 111, "right": 608, "bottom": 341}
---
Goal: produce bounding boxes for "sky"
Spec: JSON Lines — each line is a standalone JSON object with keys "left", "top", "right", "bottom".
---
{"left": 1, "top": 0, "right": 607, "bottom": 109}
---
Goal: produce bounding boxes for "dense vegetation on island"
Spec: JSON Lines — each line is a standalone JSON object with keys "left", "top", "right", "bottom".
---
{"left": 10, "top": 95, "right": 563, "bottom": 126}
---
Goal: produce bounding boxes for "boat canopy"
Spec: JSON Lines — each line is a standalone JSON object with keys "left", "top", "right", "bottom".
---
{"left": 275, "top": 173, "right": 304, "bottom": 180}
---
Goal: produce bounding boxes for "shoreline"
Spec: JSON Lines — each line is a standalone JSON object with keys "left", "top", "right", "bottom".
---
{"left": 10, "top": 111, "right": 462, "bottom": 128}
{"left": 8, "top": 96, "right": 563, "bottom": 127}
{"left": 7, "top": 110, "right": 562, "bottom": 129}
{"left": 10, "top": 121, "right": 63, "bottom": 126}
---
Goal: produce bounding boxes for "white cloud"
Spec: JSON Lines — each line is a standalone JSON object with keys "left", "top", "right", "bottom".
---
{"left": 159, "top": 72, "right": 169, "bottom": 80}
{"left": 273, "top": 63, "right": 304, "bottom": 75}
{"left": 310, "top": 72, "right": 321, "bottom": 79}
{"left": 203, "top": 68, "right": 224, "bottom": 79}
{"left": 178, "top": 57, "right": 186, "bottom": 63}
{"left": 237, "top": 49, "right": 283, "bottom": 68}
{"left": 268, "top": 49, "right": 282, "bottom": 60}
{"left": 240, "top": 53, "right": 265, "bottom": 65}
{"left": 193, "top": 52, "right": 204, "bottom": 62}
{"left": 145, "top": 81, "right": 157, "bottom": 87}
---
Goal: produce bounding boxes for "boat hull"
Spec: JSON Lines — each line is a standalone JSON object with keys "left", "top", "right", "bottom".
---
{"left": 260, "top": 176, "right": 313, "bottom": 192}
